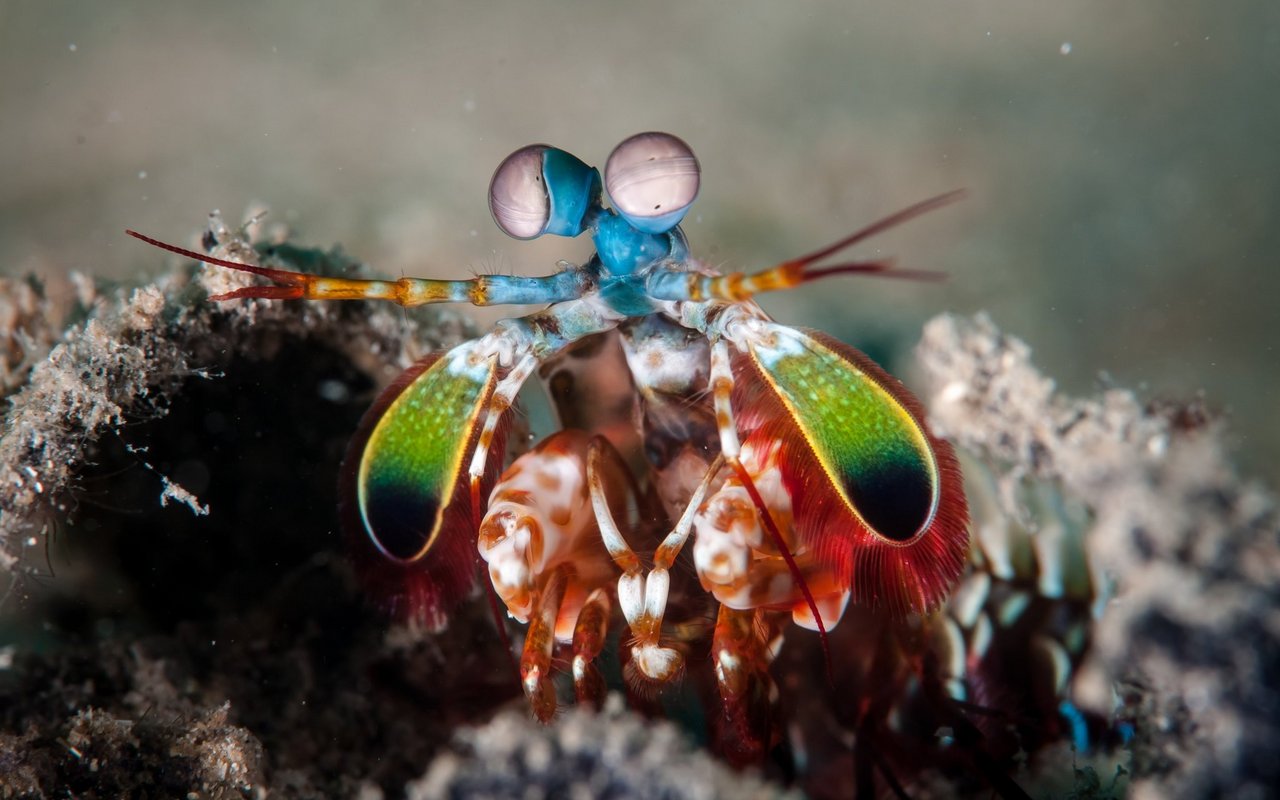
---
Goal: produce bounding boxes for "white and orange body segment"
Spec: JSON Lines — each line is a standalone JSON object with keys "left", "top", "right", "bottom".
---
{"left": 477, "top": 430, "right": 626, "bottom": 719}
{"left": 693, "top": 440, "right": 851, "bottom": 632}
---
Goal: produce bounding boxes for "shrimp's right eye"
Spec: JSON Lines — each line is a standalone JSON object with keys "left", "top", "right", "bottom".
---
{"left": 604, "top": 132, "right": 700, "bottom": 234}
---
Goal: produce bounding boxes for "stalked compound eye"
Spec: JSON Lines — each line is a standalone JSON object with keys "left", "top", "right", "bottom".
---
{"left": 489, "top": 144, "right": 552, "bottom": 240}
{"left": 489, "top": 144, "right": 600, "bottom": 240}
{"left": 604, "top": 132, "right": 700, "bottom": 234}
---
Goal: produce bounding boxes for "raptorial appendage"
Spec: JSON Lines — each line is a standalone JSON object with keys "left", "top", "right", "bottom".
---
{"left": 476, "top": 430, "right": 623, "bottom": 720}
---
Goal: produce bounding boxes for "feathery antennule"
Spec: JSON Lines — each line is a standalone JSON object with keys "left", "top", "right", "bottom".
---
{"left": 802, "top": 260, "right": 948, "bottom": 284}
{"left": 784, "top": 189, "right": 966, "bottom": 270}
{"left": 694, "top": 189, "right": 965, "bottom": 301}
{"left": 781, "top": 188, "right": 966, "bottom": 287}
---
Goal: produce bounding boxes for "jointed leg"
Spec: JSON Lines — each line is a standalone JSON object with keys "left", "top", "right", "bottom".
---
{"left": 712, "top": 605, "right": 782, "bottom": 766}
{"left": 586, "top": 437, "right": 723, "bottom": 685}
{"left": 571, "top": 588, "right": 611, "bottom": 709}
{"left": 468, "top": 351, "right": 539, "bottom": 524}
{"left": 707, "top": 340, "right": 833, "bottom": 652}
{"left": 478, "top": 430, "right": 629, "bottom": 722}
{"left": 521, "top": 565, "right": 571, "bottom": 722}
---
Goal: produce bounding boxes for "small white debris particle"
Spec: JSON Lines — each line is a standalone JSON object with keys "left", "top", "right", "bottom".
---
{"left": 159, "top": 476, "right": 211, "bottom": 516}
{"left": 1060, "top": 42, "right": 1072, "bottom": 55}
{"left": 317, "top": 379, "right": 350, "bottom": 403}
{"left": 939, "top": 380, "right": 968, "bottom": 405}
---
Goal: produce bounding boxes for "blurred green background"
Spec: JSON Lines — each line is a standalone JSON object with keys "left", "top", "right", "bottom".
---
{"left": 2, "top": 1, "right": 1277, "bottom": 481}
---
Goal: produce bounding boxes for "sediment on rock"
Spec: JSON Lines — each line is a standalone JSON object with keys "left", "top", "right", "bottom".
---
{"left": 918, "top": 312, "right": 1280, "bottom": 799}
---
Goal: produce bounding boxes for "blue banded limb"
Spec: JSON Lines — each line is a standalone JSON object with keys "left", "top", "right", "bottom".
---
{"left": 124, "top": 229, "right": 593, "bottom": 306}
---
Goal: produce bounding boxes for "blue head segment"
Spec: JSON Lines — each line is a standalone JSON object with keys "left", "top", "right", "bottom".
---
{"left": 604, "top": 132, "right": 700, "bottom": 234}
{"left": 489, "top": 144, "right": 601, "bottom": 239}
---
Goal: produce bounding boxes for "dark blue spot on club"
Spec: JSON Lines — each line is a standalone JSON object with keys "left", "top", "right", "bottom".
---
{"left": 842, "top": 460, "right": 932, "bottom": 542}
{"left": 364, "top": 483, "right": 442, "bottom": 561}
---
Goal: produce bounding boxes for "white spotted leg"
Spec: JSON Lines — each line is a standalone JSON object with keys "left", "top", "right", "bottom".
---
{"left": 712, "top": 604, "right": 785, "bottom": 765}
{"left": 707, "top": 339, "right": 834, "bottom": 677}
{"left": 586, "top": 437, "right": 724, "bottom": 686}
{"left": 520, "top": 564, "right": 570, "bottom": 722}
{"left": 468, "top": 350, "right": 539, "bottom": 525}
{"left": 477, "top": 430, "right": 627, "bottom": 720}
{"left": 571, "top": 587, "right": 611, "bottom": 709}
{"left": 465, "top": 297, "right": 627, "bottom": 527}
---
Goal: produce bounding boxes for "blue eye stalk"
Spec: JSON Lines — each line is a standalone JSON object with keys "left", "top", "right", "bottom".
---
{"left": 487, "top": 132, "right": 700, "bottom": 285}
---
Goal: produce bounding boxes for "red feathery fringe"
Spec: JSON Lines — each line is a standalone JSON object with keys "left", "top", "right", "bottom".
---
{"left": 338, "top": 353, "right": 510, "bottom": 630}
{"left": 730, "top": 330, "right": 969, "bottom": 617}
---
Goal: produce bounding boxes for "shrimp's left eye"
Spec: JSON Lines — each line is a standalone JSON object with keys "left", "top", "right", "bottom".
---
{"left": 489, "top": 144, "right": 600, "bottom": 240}
{"left": 488, "top": 144, "right": 550, "bottom": 240}
{"left": 604, "top": 132, "right": 700, "bottom": 234}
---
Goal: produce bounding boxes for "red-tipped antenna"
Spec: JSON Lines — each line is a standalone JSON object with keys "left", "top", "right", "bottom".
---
{"left": 780, "top": 188, "right": 966, "bottom": 286}
{"left": 126, "top": 229, "right": 311, "bottom": 300}
{"left": 689, "top": 189, "right": 966, "bottom": 301}
{"left": 784, "top": 189, "right": 966, "bottom": 273}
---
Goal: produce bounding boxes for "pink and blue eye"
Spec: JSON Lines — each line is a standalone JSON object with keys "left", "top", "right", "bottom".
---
{"left": 604, "top": 132, "right": 700, "bottom": 234}
{"left": 488, "top": 144, "right": 600, "bottom": 240}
